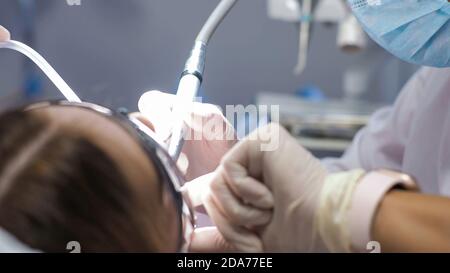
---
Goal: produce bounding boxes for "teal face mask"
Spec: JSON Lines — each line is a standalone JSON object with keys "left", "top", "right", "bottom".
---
{"left": 348, "top": 0, "right": 450, "bottom": 67}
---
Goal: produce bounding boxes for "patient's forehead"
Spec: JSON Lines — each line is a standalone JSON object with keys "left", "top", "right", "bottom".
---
{"left": 33, "top": 106, "right": 158, "bottom": 192}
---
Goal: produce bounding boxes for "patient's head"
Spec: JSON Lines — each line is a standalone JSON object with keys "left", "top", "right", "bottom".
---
{"left": 0, "top": 104, "right": 180, "bottom": 252}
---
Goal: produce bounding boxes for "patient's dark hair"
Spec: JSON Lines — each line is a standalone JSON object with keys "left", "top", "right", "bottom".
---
{"left": 0, "top": 110, "right": 173, "bottom": 252}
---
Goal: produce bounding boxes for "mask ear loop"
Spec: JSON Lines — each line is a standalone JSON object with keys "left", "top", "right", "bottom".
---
{"left": 0, "top": 40, "right": 82, "bottom": 103}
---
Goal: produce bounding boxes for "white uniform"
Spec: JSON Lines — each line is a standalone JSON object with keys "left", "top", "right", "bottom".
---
{"left": 324, "top": 67, "right": 450, "bottom": 196}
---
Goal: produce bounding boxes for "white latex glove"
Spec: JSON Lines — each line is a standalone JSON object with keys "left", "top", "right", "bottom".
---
{"left": 0, "top": 26, "right": 10, "bottom": 42}
{"left": 203, "top": 123, "right": 330, "bottom": 252}
{"left": 184, "top": 173, "right": 274, "bottom": 252}
{"left": 138, "top": 91, "right": 238, "bottom": 181}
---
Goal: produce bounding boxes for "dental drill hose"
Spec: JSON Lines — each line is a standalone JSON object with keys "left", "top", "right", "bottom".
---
{"left": 168, "top": 0, "right": 238, "bottom": 160}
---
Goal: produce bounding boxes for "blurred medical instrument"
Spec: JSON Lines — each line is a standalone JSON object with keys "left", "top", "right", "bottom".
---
{"left": 268, "top": 0, "right": 368, "bottom": 76}
{"left": 168, "top": 0, "right": 238, "bottom": 160}
{"left": 256, "top": 92, "right": 386, "bottom": 156}
{"left": 294, "top": 0, "right": 311, "bottom": 75}
{"left": 0, "top": 40, "right": 81, "bottom": 102}
{"left": 264, "top": 0, "right": 383, "bottom": 156}
{"left": 268, "top": 0, "right": 395, "bottom": 101}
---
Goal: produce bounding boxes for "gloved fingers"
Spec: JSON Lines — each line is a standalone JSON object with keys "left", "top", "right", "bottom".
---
{"left": 188, "top": 227, "right": 236, "bottom": 253}
{"left": 181, "top": 173, "right": 214, "bottom": 207}
{"left": 182, "top": 172, "right": 272, "bottom": 227}
{"left": 221, "top": 123, "right": 289, "bottom": 183}
{"left": 209, "top": 171, "right": 272, "bottom": 227}
{"left": 220, "top": 124, "right": 278, "bottom": 178}
{"left": 138, "top": 90, "right": 235, "bottom": 137}
{"left": 185, "top": 103, "right": 237, "bottom": 142}
{"left": 0, "top": 26, "right": 10, "bottom": 42}
{"left": 138, "top": 90, "right": 174, "bottom": 141}
{"left": 138, "top": 91, "right": 237, "bottom": 177}
{"left": 221, "top": 162, "right": 274, "bottom": 209}
{"left": 203, "top": 192, "right": 264, "bottom": 252}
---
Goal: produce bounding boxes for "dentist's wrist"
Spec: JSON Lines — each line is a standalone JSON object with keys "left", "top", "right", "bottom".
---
{"left": 315, "top": 169, "right": 418, "bottom": 253}
{"left": 316, "top": 169, "right": 366, "bottom": 252}
{"left": 348, "top": 170, "right": 419, "bottom": 252}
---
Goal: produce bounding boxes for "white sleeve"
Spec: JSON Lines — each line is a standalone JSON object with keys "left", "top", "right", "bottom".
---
{"left": 322, "top": 67, "right": 429, "bottom": 173}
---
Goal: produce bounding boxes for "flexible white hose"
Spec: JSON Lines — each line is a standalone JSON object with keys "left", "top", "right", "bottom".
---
{"left": 0, "top": 40, "right": 81, "bottom": 102}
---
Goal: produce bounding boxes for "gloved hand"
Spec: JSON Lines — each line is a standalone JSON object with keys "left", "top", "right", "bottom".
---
{"left": 0, "top": 26, "right": 10, "bottom": 42}
{"left": 202, "top": 123, "right": 331, "bottom": 252}
{"left": 138, "top": 90, "right": 238, "bottom": 180}
{"left": 184, "top": 172, "right": 274, "bottom": 252}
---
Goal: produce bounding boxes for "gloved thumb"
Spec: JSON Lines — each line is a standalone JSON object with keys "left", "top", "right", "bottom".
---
{"left": 138, "top": 90, "right": 175, "bottom": 141}
{"left": 184, "top": 173, "right": 266, "bottom": 253}
{"left": 181, "top": 173, "right": 214, "bottom": 208}
{"left": 189, "top": 227, "right": 236, "bottom": 252}
{"left": 183, "top": 175, "right": 251, "bottom": 253}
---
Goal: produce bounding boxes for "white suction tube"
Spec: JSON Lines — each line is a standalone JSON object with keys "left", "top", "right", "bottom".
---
{"left": 0, "top": 40, "right": 81, "bottom": 103}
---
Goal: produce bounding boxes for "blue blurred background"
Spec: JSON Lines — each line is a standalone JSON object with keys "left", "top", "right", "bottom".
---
{"left": 0, "top": 0, "right": 418, "bottom": 111}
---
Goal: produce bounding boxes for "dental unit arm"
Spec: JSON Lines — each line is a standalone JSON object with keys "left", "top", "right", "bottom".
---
{"left": 167, "top": 0, "right": 238, "bottom": 160}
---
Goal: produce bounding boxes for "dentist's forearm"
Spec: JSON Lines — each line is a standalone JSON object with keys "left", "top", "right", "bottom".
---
{"left": 373, "top": 191, "right": 450, "bottom": 252}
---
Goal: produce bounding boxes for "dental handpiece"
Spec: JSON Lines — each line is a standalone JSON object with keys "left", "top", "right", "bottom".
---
{"left": 168, "top": 0, "right": 238, "bottom": 160}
